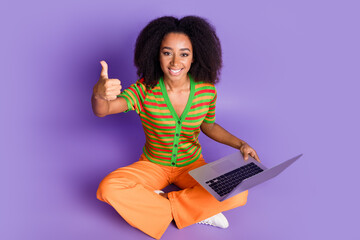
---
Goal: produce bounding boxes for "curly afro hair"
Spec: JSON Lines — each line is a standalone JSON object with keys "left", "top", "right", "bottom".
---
{"left": 134, "top": 16, "right": 222, "bottom": 88}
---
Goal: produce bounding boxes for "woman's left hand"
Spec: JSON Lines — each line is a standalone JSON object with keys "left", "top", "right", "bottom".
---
{"left": 239, "top": 142, "right": 261, "bottom": 162}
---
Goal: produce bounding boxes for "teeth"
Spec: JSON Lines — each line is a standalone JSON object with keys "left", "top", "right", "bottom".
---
{"left": 170, "top": 69, "right": 181, "bottom": 73}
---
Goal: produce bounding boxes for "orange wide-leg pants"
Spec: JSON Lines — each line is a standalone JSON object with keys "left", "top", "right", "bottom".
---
{"left": 96, "top": 154, "right": 248, "bottom": 239}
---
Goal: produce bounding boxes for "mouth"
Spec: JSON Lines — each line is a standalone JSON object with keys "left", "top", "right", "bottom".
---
{"left": 168, "top": 68, "right": 183, "bottom": 76}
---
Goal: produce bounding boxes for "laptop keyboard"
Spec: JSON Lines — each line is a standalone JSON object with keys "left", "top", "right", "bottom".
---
{"left": 205, "top": 162, "right": 264, "bottom": 197}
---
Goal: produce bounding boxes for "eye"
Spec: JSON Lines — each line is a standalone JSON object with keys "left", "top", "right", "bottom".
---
{"left": 181, "top": 53, "right": 189, "bottom": 57}
{"left": 162, "top": 51, "right": 171, "bottom": 56}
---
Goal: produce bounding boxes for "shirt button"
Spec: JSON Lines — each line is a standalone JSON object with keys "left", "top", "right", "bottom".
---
{"left": 177, "top": 121, "right": 181, "bottom": 124}
{"left": 174, "top": 144, "right": 177, "bottom": 147}
{"left": 176, "top": 134, "right": 179, "bottom": 137}
{"left": 172, "top": 162, "right": 175, "bottom": 166}
{"left": 173, "top": 154, "right": 176, "bottom": 157}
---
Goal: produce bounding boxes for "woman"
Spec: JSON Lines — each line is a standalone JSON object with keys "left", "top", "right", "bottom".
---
{"left": 92, "top": 16, "right": 260, "bottom": 239}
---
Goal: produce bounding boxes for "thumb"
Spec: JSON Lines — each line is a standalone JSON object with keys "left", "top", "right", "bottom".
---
{"left": 243, "top": 151, "right": 249, "bottom": 161}
{"left": 100, "top": 60, "right": 109, "bottom": 79}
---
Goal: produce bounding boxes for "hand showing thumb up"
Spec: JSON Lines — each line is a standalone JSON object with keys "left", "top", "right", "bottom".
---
{"left": 93, "top": 61, "right": 122, "bottom": 101}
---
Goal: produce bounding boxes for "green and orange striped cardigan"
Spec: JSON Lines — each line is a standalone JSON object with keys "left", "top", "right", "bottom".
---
{"left": 119, "top": 74, "right": 217, "bottom": 167}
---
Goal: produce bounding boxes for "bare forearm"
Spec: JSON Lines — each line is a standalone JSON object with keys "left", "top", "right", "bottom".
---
{"left": 91, "top": 93, "right": 109, "bottom": 117}
{"left": 201, "top": 122, "right": 261, "bottom": 162}
{"left": 201, "top": 122, "right": 246, "bottom": 149}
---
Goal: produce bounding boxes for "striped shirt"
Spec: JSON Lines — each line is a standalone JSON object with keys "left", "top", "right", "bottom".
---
{"left": 118, "top": 74, "right": 217, "bottom": 167}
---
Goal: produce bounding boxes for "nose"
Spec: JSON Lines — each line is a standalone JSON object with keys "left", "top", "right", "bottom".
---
{"left": 170, "top": 54, "right": 180, "bottom": 66}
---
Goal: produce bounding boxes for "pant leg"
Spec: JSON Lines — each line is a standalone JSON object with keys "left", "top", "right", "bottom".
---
{"left": 96, "top": 155, "right": 173, "bottom": 239}
{"left": 168, "top": 156, "right": 249, "bottom": 229}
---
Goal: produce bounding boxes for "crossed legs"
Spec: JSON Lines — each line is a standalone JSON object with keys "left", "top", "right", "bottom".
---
{"left": 96, "top": 155, "right": 248, "bottom": 239}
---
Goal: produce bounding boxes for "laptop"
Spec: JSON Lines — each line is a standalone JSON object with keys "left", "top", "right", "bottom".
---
{"left": 189, "top": 151, "right": 302, "bottom": 201}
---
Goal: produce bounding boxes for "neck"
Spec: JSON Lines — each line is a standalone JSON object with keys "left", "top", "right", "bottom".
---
{"left": 163, "top": 75, "right": 190, "bottom": 92}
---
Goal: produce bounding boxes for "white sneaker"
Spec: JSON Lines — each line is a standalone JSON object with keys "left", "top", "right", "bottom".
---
{"left": 154, "top": 190, "right": 165, "bottom": 194}
{"left": 196, "top": 212, "right": 229, "bottom": 228}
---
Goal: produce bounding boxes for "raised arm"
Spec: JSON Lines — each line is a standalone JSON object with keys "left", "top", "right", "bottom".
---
{"left": 91, "top": 61, "right": 128, "bottom": 117}
{"left": 200, "top": 121, "right": 261, "bottom": 162}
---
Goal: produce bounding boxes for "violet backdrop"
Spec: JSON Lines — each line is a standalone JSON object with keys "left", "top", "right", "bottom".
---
{"left": 1, "top": 0, "right": 359, "bottom": 239}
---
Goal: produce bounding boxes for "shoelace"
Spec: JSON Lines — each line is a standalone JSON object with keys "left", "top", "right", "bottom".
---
{"left": 197, "top": 218, "right": 214, "bottom": 226}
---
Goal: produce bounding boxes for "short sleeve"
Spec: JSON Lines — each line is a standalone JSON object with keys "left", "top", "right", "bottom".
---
{"left": 118, "top": 79, "right": 146, "bottom": 114}
{"left": 203, "top": 87, "right": 217, "bottom": 123}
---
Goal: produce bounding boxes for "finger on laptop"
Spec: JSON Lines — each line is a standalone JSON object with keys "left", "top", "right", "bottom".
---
{"left": 251, "top": 152, "right": 261, "bottom": 162}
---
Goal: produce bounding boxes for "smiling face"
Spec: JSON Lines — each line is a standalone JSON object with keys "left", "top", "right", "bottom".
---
{"left": 159, "top": 32, "right": 193, "bottom": 83}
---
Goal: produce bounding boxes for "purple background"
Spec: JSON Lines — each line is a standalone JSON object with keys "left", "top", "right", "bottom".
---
{"left": 1, "top": 0, "right": 359, "bottom": 239}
